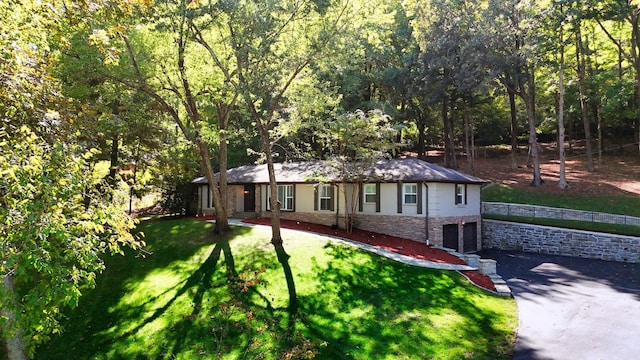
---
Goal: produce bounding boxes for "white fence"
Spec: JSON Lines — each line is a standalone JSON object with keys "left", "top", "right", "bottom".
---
{"left": 482, "top": 202, "right": 640, "bottom": 226}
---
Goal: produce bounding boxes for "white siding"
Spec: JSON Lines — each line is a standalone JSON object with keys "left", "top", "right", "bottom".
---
{"left": 428, "top": 182, "right": 481, "bottom": 217}
{"left": 295, "top": 184, "right": 316, "bottom": 212}
{"left": 379, "top": 183, "right": 397, "bottom": 215}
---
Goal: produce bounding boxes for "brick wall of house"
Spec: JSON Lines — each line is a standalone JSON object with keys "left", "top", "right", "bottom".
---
{"left": 353, "top": 214, "right": 426, "bottom": 242}
{"left": 259, "top": 210, "right": 482, "bottom": 249}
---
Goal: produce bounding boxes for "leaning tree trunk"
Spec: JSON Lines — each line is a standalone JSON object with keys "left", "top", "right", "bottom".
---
{"left": 2, "top": 272, "right": 28, "bottom": 360}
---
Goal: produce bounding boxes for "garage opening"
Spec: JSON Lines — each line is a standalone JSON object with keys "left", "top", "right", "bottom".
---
{"left": 443, "top": 224, "right": 459, "bottom": 251}
{"left": 463, "top": 222, "right": 477, "bottom": 252}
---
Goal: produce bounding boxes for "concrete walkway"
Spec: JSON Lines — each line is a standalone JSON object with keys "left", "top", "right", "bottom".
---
{"left": 479, "top": 249, "right": 640, "bottom": 360}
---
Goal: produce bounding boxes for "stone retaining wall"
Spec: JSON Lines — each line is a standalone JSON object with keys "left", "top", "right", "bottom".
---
{"left": 483, "top": 202, "right": 640, "bottom": 226}
{"left": 483, "top": 219, "right": 640, "bottom": 263}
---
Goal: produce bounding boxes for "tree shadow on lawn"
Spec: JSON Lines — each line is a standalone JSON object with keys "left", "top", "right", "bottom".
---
{"left": 36, "top": 221, "right": 255, "bottom": 358}
{"left": 297, "top": 243, "right": 515, "bottom": 360}
{"left": 36, "top": 222, "right": 304, "bottom": 359}
{"left": 37, "top": 223, "right": 514, "bottom": 359}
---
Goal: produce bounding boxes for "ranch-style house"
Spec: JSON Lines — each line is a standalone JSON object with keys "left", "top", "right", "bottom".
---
{"left": 193, "top": 157, "right": 486, "bottom": 252}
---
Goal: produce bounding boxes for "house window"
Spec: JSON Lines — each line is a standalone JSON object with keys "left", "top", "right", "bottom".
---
{"left": 363, "top": 184, "right": 376, "bottom": 203}
{"left": 455, "top": 184, "right": 467, "bottom": 205}
{"left": 403, "top": 183, "right": 417, "bottom": 204}
{"left": 268, "top": 184, "right": 294, "bottom": 211}
{"left": 319, "top": 184, "right": 332, "bottom": 211}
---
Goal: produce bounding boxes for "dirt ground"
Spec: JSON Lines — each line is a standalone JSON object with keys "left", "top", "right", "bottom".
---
{"left": 425, "top": 143, "right": 640, "bottom": 197}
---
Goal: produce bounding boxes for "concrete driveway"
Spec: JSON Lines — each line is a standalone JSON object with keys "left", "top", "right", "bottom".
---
{"left": 478, "top": 249, "right": 640, "bottom": 360}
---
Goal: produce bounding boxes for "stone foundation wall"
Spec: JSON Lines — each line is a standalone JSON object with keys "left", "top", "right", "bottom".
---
{"left": 275, "top": 212, "right": 338, "bottom": 227}
{"left": 258, "top": 211, "right": 482, "bottom": 247}
{"left": 483, "top": 220, "right": 640, "bottom": 263}
{"left": 353, "top": 214, "right": 426, "bottom": 242}
{"left": 259, "top": 211, "right": 428, "bottom": 242}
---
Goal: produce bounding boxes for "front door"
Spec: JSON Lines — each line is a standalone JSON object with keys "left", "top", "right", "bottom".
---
{"left": 443, "top": 224, "right": 459, "bottom": 251}
{"left": 463, "top": 222, "right": 478, "bottom": 252}
{"left": 243, "top": 184, "right": 255, "bottom": 212}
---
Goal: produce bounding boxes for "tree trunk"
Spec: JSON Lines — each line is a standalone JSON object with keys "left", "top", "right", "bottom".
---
{"left": 442, "top": 97, "right": 452, "bottom": 168}
{"left": 558, "top": 20, "right": 569, "bottom": 189}
{"left": 417, "top": 118, "right": 426, "bottom": 160}
{"left": 629, "top": 8, "right": 640, "bottom": 156}
{"left": 575, "top": 20, "right": 595, "bottom": 172}
{"left": 108, "top": 135, "right": 119, "bottom": 183}
{"left": 508, "top": 88, "right": 518, "bottom": 170}
{"left": 197, "top": 140, "right": 229, "bottom": 233}
{"left": 521, "top": 75, "right": 542, "bottom": 186}
{"left": 463, "top": 99, "right": 474, "bottom": 174}
{"left": 442, "top": 96, "right": 457, "bottom": 169}
{"left": 2, "top": 272, "right": 28, "bottom": 360}
{"left": 260, "top": 123, "right": 298, "bottom": 314}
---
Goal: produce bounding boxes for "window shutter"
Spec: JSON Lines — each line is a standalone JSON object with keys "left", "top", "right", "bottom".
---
{"left": 207, "top": 184, "right": 210, "bottom": 208}
{"left": 417, "top": 182, "right": 423, "bottom": 215}
{"left": 314, "top": 186, "right": 318, "bottom": 211}
{"left": 397, "top": 182, "right": 403, "bottom": 214}
{"left": 329, "top": 185, "right": 335, "bottom": 211}
{"left": 292, "top": 185, "right": 296, "bottom": 212}
{"left": 464, "top": 184, "right": 468, "bottom": 205}
{"left": 358, "top": 183, "right": 363, "bottom": 212}
{"left": 454, "top": 184, "right": 458, "bottom": 204}
{"left": 375, "top": 183, "right": 381, "bottom": 213}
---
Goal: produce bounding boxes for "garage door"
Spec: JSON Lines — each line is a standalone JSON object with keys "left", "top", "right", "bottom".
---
{"left": 463, "top": 222, "right": 477, "bottom": 252}
{"left": 443, "top": 224, "right": 459, "bottom": 251}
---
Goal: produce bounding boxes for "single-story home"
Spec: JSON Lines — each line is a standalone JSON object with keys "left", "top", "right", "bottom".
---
{"left": 192, "top": 157, "right": 486, "bottom": 252}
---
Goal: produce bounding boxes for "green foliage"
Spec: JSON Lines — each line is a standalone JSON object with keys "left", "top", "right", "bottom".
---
{"left": 36, "top": 219, "right": 517, "bottom": 359}
{"left": 0, "top": 127, "right": 144, "bottom": 355}
{"left": 319, "top": 109, "right": 404, "bottom": 166}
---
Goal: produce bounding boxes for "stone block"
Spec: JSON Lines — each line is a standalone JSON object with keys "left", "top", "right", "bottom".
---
{"left": 478, "top": 258, "right": 497, "bottom": 276}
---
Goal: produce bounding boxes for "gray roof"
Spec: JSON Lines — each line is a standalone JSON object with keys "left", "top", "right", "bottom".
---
{"left": 192, "top": 158, "right": 486, "bottom": 185}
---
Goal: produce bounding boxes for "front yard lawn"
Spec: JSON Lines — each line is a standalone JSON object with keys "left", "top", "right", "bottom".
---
{"left": 36, "top": 218, "right": 517, "bottom": 360}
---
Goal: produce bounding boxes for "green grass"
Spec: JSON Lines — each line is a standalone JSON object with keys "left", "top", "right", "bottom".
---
{"left": 482, "top": 184, "right": 640, "bottom": 236}
{"left": 36, "top": 218, "right": 517, "bottom": 360}
{"left": 482, "top": 184, "right": 640, "bottom": 217}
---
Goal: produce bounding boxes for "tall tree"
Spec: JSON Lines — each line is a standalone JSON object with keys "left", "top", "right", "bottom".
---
{"left": 573, "top": 0, "right": 596, "bottom": 172}
{"left": 222, "top": 0, "right": 350, "bottom": 313}
{"left": 486, "top": 0, "right": 544, "bottom": 186}
{"left": 557, "top": 3, "right": 570, "bottom": 189}
{"left": 315, "top": 109, "right": 404, "bottom": 233}
{"left": 93, "top": 0, "right": 235, "bottom": 233}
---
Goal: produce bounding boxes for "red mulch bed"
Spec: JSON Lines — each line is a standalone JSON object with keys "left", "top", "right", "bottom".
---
{"left": 240, "top": 218, "right": 496, "bottom": 292}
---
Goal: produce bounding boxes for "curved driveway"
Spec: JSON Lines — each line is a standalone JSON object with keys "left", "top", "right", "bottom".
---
{"left": 478, "top": 249, "right": 640, "bottom": 360}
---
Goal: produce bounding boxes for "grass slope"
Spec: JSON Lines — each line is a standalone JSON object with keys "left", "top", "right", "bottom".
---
{"left": 37, "top": 218, "right": 516, "bottom": 360}
{"left": 483, "top": 184, "right": 640, "bottom": 236}
{"left": 483, "top": 184, "right": 640, "bottom": 217}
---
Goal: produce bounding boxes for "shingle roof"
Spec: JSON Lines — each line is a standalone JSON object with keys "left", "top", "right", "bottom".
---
{"left": 192, "top": 158, "right": 486, "bottom": 185}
